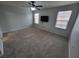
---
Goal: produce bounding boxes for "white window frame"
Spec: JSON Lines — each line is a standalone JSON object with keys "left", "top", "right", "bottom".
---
{"left": 55, "top": 10, "right": 72, "bottom": 29}
{"left": 34, "top": 13, "right": 39, "bottom": 24}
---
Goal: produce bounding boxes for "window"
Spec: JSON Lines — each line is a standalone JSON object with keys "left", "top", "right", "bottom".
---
{"left": 55, "top": 10, "right": 72, "bottom": 29}
{"left": 34, "top": 13, "right": 39, "bottom": 24}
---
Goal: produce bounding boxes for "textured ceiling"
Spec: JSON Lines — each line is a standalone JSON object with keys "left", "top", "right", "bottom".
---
{"left": 0, "top": 1, "right": 79, "bottom": 9}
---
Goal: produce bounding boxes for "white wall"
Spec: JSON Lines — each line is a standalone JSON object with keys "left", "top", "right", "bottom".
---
{"left": 0, "top": 4, "right": 33, "bottom": 33}
{"left": 69, "top": 13, "right": 79, "bottom": 58}
{"left": 34, "top": 4, "right": 79, "bottom": 37}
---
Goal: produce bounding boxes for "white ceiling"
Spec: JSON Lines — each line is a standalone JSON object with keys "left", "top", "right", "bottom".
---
{"left": 0, "top": 1, "right": 79, "bottom": 9}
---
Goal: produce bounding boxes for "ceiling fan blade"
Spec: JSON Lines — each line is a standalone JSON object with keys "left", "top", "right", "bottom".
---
{"left": 26, "top": 2, "right": 31, "bottom": 5}
{"left": 35, "top": 7, "right": 40, "bottom": 10}
{"left": 36, "top": 5, "right": 43, "bottom": 7}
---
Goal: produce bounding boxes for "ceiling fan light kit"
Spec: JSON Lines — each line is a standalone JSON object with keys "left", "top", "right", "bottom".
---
{"left": 31, "top": 7, "right": 36, "bottom": 11}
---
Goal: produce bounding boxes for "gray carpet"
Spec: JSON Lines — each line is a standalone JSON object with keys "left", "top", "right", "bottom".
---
{"left": 2, "top": 27, "right": 68, "bottom": 58}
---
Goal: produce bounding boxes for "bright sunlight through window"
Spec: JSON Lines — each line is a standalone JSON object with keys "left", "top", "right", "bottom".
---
{"left": 34, "top": 13, "right": 39, "bottom": 24}
{"left": 55, "top": 10, "right": 72, "bottom": 29}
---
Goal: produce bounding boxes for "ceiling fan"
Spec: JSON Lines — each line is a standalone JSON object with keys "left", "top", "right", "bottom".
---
{"left": 26, "top": 1, "right": 43, "bottom": 10}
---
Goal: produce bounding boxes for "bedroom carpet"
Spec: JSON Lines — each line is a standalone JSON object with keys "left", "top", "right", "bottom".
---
{"left": 2, "top": 27, "right": 68, "bottom": 58}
